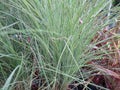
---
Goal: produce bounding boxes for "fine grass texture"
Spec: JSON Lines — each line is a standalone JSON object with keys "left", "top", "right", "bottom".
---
{"left": 0, "top": 0, "right": 118, "bottom": 90}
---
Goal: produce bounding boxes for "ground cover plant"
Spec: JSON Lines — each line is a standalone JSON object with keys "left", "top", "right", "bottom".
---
{"left": 0, "top": 0, "right": 120, "bottom": 90}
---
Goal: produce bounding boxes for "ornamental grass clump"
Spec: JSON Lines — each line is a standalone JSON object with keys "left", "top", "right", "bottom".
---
{"left": 0, "top": 0, "right": 118, "bottom": 90}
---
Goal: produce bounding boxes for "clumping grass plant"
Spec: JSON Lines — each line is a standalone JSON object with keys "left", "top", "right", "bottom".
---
{"left": 0, "top": 0, "right": 118, "bottom": 90}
